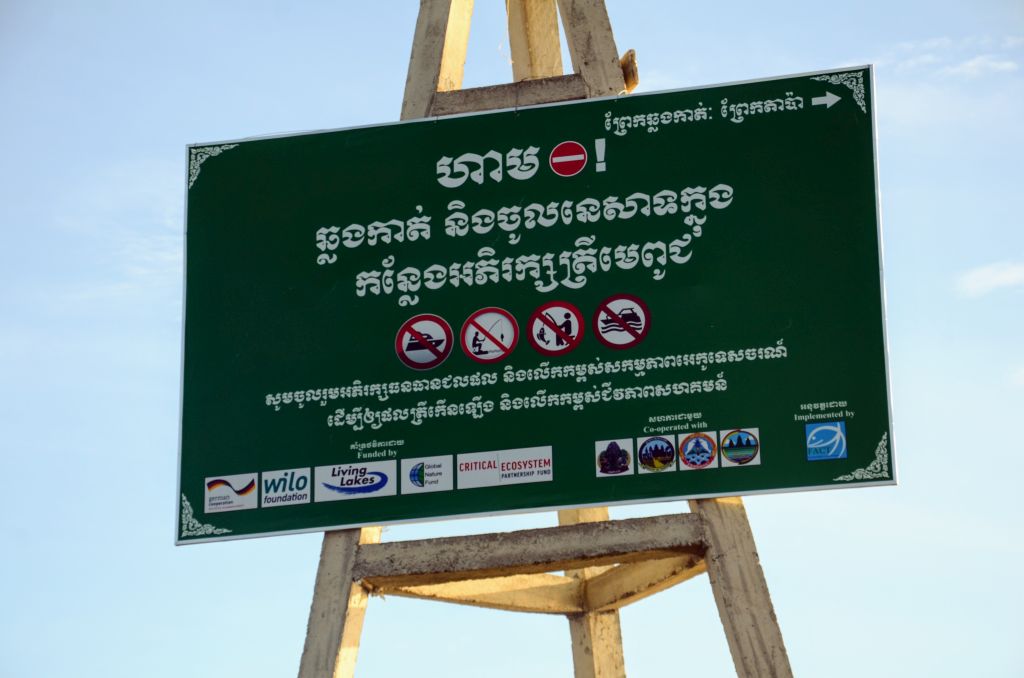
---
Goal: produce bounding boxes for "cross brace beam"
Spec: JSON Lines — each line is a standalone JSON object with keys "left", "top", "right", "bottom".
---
{"left": 354, "top": 513, "right": 704, "bottom": 588}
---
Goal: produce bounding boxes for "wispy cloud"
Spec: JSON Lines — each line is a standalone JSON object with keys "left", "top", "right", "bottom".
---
{"left": 51, "top": 158, "right": 183, "bottom": 307}
{"left": 894, "top": 53, "right": 941, "bottom": 72}
{"left": 876, "top": 34, "right": 1024, "bottom": 133}
{"left": 956, "top": 261, "right": 1024, "bottom": 298}
{"left": 895, "top": 37, "right": 954, "bottom": 54}
{"left": 944, "top": 54, "right": 1019, "bottom": 77}
{"left": 879, "top": 35, "right": 1022, "bottom": 78}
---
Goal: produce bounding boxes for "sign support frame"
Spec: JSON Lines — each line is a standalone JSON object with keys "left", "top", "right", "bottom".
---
{"left": 297, "top": 2, "right": 791, "bottom": 676}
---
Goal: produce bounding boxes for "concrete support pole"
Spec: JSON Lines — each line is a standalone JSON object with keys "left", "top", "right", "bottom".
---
{"left": 559, "top": 508, "right": 626, "bottom": 678}
{"left": 690, "top": 498, "right": 793, "bottom": 678}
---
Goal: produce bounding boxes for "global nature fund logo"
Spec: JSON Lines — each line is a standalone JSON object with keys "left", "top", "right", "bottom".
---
{"left": 806, "top": 421, "right": 848, "bottom": 461}
{"left": 261, "top": 468, "right": 312, "bottom": 508}
{"left": 204, "top": 473, "right": 258, "bottom": 513}
{"left": 410, "top": 463, "right": 426, "bottom": 487}
{"left": 401, "top": 456, "right": 454, "bottom": 494}
{"left": 314, "top": 461, "right": 397, "bottom": 502}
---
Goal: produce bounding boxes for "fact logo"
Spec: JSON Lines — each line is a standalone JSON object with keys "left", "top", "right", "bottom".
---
{"left": 806, "top": 421, "right": 848, "bottom": 461}
{"left": 314, "top": 461, "right": 397, "bottom": 502}
{"left": 204, "top": 473, "right": 258, "bottom": 513}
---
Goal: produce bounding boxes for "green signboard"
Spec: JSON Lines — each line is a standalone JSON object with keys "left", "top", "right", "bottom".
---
{"left": 178, "top": 67, "right": 894, "bottom": 544}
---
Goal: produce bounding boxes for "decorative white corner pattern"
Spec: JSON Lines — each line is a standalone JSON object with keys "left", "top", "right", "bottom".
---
{"left": 811, "top": 71, "right": 866, "bottom": 113}
{"left": 833, "top": 433, "right": 889, "bottom": 482}
{"left": 179, "top": 493, "right": 232, "bottom": 538}
{"left": 188, "top": 144, "right": 238, "bottom": 189}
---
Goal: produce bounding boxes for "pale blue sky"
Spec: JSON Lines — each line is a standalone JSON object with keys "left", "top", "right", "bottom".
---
{"left": 1, "top": 1, "right": 1022, "bottom": 676}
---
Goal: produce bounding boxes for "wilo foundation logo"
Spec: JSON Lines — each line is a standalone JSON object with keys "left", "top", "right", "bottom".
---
{"left": 261, "top": 468, "right": 312, "bottom": 507}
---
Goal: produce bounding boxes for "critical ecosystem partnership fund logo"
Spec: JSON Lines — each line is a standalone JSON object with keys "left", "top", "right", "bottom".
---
{"left": 806, "top": 421, "right": 848, "bottom": 461}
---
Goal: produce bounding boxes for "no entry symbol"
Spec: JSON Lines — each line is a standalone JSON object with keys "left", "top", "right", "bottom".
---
{"left": 528, "top": 301, "right": 584, "bottom": 356}
{"left": 549, "top": 140, "right": 588, "bottom": 177}
{"left": 395, "top": 313, "right": 453, "bottom": 370}
{"left": 593, "top": 293, "right": 650, "bottom": 350}
{"left": 461, "top": 307, "right": 519, "bottom": 364}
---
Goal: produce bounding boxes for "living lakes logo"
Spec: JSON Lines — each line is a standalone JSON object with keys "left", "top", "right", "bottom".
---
{"left": 314, "top": 461, "right": 397, "bottom": 502}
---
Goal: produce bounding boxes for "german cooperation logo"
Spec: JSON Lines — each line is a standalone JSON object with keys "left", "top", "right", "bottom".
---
{"left": 805, "top": 421, "right": 848, "bottom": 460}
{"left": 204, "top": 473, "right": 258, "bottom": 513}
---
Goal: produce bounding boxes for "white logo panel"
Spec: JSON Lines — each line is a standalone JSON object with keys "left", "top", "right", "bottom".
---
{"left": 314, "top": 461, "right": 397, "bottom": 502}
{"left": 261, "top": 468, "right": 312, "bottom": 507}
{"left": 457, "top": 446, "right": 553, "bottom": 489}
{"left": 401, "top": 455, "right": 454, "bottom": 494}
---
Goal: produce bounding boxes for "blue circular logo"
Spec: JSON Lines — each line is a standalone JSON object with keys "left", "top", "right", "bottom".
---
{"left": 680, "top": 432, "right": 717, "bottom": 469}
{"left": 721, "top": 430, "right": 759, "bottom": 465}
{"left": 409, "top": 462, "right": 426, "bottom": 487}
{"left": 638, "top": 437, "right": 675, "bottom": 472}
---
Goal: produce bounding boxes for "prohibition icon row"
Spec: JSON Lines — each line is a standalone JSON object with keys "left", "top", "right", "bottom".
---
{"left": 395, "top": 294, "right": 650, "bottom": 371}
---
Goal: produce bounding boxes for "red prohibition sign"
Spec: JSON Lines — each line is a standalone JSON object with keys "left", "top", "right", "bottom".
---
{"left": 528, "top": 301, "right": 584, "bottom": 356}
{"left": 461, "top": 307, "right": 519, "bottom": 364}
{"left": 549, "top": 140, "right": 588, "bottom": 177}
{"left": 593, "top": 293, "right": 651, "bottom": 350}
{"left": 395, "top": 313, "right": 453, "bottom": 370}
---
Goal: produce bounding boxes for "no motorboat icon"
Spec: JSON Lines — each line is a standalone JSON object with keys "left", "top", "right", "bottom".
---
{"left": 395, "top": 313, "right": 453, "bottom": 370}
